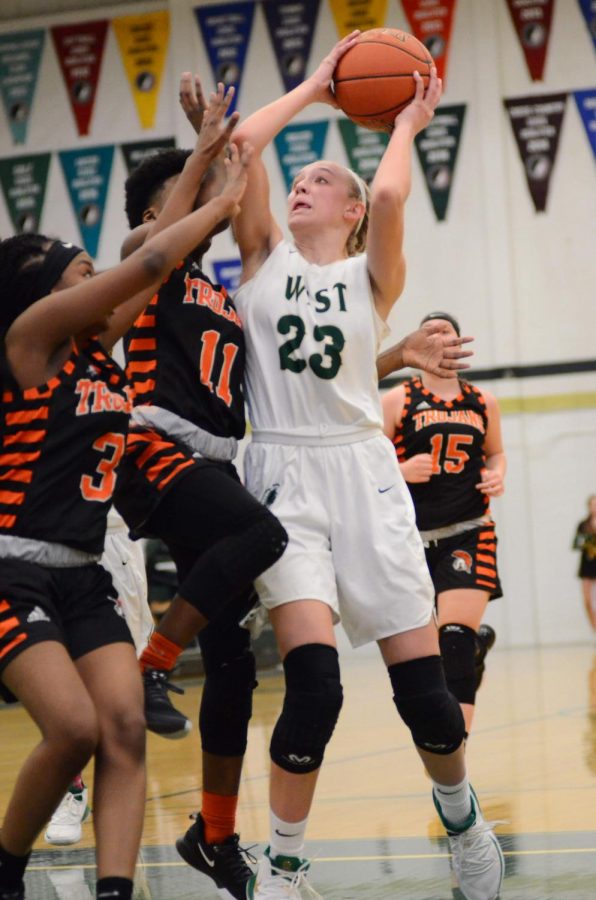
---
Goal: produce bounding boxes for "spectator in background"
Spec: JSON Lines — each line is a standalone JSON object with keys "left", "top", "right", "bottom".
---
{"left": 573, "top": 495, "right": 596, "bottom": 632}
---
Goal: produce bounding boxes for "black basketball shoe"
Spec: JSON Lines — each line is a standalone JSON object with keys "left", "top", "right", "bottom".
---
{"left": 176, "top": 813, "right": 255, "bottom": 900}
{"left": 0, "top": 884, "right": 24, "bottom": 900}
{"left": 475, "top": 624, "right": 497, "bottom": 690}
{"left": 143, "top": 668, "right": 192, "bottom": 739}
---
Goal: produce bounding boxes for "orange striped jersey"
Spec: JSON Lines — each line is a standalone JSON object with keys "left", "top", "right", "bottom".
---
{"left": 124, "top": 260, "right": 246, "bottom": 439}
{"left": 0, "top": 339, "right": 132, "bottom": 554}
{"left": 393, "top": 377, "right": 489, "bottom": 531}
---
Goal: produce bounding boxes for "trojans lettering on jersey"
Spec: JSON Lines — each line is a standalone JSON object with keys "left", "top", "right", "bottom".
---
{"left": 395, "top": 377, "right": 489, "bottom": 531}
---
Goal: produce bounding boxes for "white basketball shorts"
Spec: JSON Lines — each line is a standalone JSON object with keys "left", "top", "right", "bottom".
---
{"left": 101, "top": 525, "right": 153, "bottom": 655}
{"left": 243, "top": 433, "right": 434, "bottom": 648}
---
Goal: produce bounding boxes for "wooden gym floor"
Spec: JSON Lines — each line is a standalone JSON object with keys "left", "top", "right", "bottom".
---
{"left": 1, "top": 641, "right": 595, "bottom": 898}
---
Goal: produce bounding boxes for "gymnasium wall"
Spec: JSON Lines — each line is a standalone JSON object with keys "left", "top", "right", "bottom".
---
{"left": 0, "top": 0, "right": 594, "bottom": 647}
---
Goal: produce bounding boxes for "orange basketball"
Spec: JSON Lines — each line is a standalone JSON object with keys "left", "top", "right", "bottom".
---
{"left": 333, "top": 28, "right": 434, "bottom": 133}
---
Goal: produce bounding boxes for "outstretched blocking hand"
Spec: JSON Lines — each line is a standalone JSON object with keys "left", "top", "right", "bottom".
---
{"left": 179, "top": 71, "right": 207, "bottom": 134}
{"left": 195, "top": 82, "right": 239, "bottom": 161}
{"left": 221, "top": 142, "right": 254, "bottom": 217}
{"left": 308, "top": 30, "right": 361, "bottom": 106}
{"left": 394, "top": 66, "right": 442, "bottom": 134}
{"left": 402, "top": 321, "right": 474, "bottom": 377}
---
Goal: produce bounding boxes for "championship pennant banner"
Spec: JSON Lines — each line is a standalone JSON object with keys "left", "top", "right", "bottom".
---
{"left": 112, "top": 11, "right": 169, "bottom": 130}
{"left": 574, "top": 88, "right": 596, "bottom": 158}
{"left": 503, "top": 92, "right": 567, "bottom": 212}
{"left": 329, "top": 0, "right": 388, "bottom": 38}
{"left": 577, "top": 0, "right": 596, "bottom": 51}
{"left": 262, "top": 0, "right": 321, "bottom": 94}
{"left": 59, "top": 145, "right": 114, "bottom": 257}
{"left": 121, "top": 138, "right": 176, "bottom": 174}
{"left": 274, "top": 121, "right": 329, "bottom": 192}
{"left": 51, "top": 21, "right": 108, "bottom": 138}
{"left": 195, "top": 2, "right": 255, "bottom": 116}
{"left": 0, "top": 153, "right": 51, "bottom": 233}
{"left": 401, "top": 0, "right": 458, "bottom": 83}
{"left": 336, "top": 119, "right": 389, "bottom": 183}
{"left": 0, "top": 30, "right": 45, "bottom": 145}
{"left": 505, "top": 0, "right": 555, "bottom": 81}
{"left": 414, "top": 104, "right": 466, "bottom": 221}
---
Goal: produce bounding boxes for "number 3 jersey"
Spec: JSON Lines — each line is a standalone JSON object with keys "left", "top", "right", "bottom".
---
{"left": 233, "top": 241, "right": 389, "bottom": 439}
{"left": 394, "top": 377, "right": 490, "bottom": 531}
{"left": 0, "top": 340, "right": 131, "bottom": 555}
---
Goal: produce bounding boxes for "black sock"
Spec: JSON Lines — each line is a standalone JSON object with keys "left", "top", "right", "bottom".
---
{"left": 96, "top": 876, "right": 133, "bottom": 900}
{"left": 0, "top": 843, "right": 29, "bottom": 889}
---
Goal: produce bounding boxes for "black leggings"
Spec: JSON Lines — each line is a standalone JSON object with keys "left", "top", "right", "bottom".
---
{"left": 144, "top": 459, "right": 287, "bottom": 624}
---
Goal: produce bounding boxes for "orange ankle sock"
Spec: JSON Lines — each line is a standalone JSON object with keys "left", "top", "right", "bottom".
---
{"left": 202, "top": 791, "right": 239, "bottom": 844}
{"left": 139, "top": 633, "right": 182, "bottom": 673}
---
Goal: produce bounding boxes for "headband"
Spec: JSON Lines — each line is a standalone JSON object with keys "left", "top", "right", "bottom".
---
{"left": 1, "top": 240, "right": 85, "bottom": 335}
{"left": 35, "top": 241, "right": 85, "bottom": 298}
{"left": 341, "top": 165, "right": 368, "bottom": 235}
{"left": 420, "top": 311, "right": 461, "bottom": 336}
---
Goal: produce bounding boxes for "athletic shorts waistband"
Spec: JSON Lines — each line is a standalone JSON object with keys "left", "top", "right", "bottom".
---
{"left": 420, "top": 515, "right": 493, "bottom": 544}
{"left": 132, "top": 404, "right": 238, "bottom": 461}
{"left": 251, "top": 427, "right": 383, "bottom": 447}
{"left": 0, "top": 535, "right": 101, "bottom": 567}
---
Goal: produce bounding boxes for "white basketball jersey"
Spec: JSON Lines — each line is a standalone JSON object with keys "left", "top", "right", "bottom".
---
{"left": 234, "top": 241, "right": 390, "bottom": 439}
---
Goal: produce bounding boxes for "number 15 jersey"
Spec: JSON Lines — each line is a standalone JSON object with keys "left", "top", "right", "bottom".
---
{"left": 234, "top": 241, "right": 389, "bottom": 439}
{"left": 394, "top": 376, "right": 490, "bottom": 531}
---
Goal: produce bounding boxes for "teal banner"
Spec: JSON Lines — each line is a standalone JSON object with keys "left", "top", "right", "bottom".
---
{"left": 59, "top": 145, "right": 114, "bottom": 258}
{"left": 274, "top": 121, "right": 329, "bottom": 192}
{"left": 336, "top": 119, "right": 389, "bottom": 184}
{"left": 0, "top": 30, "right": 45, "bottom": 144}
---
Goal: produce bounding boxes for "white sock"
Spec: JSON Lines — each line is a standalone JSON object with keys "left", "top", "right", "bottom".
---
{"left": 269, "top": 810, "right": 308, "bottom": 860}
{"left": 432, "top": 776, "right": 473, "bottom": 828}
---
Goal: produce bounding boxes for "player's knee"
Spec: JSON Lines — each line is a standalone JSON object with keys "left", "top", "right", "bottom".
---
{"left": 389, "top": 655, "right": 465, "bottom": 755}
{"left": 439, "top": 623, "right": 478, "bottom": 706}
{"left": 270, "top": 644, "right": 343, "bottom": 774}
{"left": 250, "top": 508, "right": 288, "bottom": 569}
{"left": 200, "top": 648, "right": 257, "bottom": 756}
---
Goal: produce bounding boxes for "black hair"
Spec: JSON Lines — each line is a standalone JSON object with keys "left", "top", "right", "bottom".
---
{"left": 0, "top": 233, "right": 52, "bottom": 336}
{"left": 420, "top": 310, "right": 461, "bottom": 336}
{"left": 124, "top": 148, "right": 193, "bottom": 229}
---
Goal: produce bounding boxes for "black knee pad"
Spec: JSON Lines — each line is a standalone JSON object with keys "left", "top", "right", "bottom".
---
{"left": 199, "top": 647, "right": 257, "bottom": 756}
{"left": 439, "top": 623, "right": 478, "bottom": 706}
{"left": 178, "top": 510, "right": 287, "bottom": 621}
{"left": 255, "top": 509, "right": 289, "bottom": 570}
{"left": 270, "top": 644, "right": 343, "bottom": 774}
{"left": 389, "top": 655, "right": 465, "bottom": 755}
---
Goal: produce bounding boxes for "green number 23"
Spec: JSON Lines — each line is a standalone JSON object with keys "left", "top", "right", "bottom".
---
{"left": 277, "top": 314, "right": 345, "bottom": 381}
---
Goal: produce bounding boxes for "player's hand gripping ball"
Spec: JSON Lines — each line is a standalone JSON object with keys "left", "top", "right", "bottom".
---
{"left": 333, "top": 28, "right": 434, "bottom": 133}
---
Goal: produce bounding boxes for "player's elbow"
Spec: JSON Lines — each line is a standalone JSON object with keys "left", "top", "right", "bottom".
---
{"left": 372, "top": 187, "right": 408, "bottom": 223}
{"left": 139, "top": 247, "right": 168, "bottom": 282}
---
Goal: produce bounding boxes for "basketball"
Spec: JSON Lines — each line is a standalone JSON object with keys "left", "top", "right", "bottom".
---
{"left": 333, "top": 28, "right": 434, "bottom": 133}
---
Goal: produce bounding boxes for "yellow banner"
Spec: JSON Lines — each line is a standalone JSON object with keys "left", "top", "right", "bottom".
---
{"left": 112, "top": 10, "right": 169, "bottom": 130}
{"left": 329, "top": 0, "right": 388, "bottom": 38}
